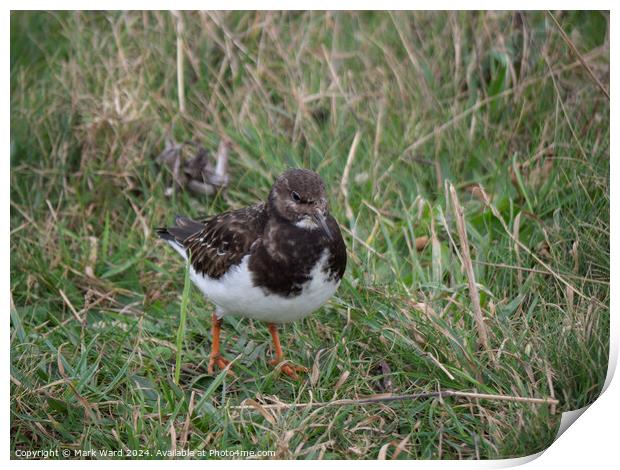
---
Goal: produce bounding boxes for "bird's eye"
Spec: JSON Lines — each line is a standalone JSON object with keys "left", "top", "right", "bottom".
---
{"left": 291, "top": 191, "right": 301, "bottom": 202}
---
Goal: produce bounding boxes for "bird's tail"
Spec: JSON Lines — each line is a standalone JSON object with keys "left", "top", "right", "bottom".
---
{"left": 156, "top": 215, "right": 204, "bottom": 260}
{"left": 156, "top": 215, "right": 204, "bottom": 242}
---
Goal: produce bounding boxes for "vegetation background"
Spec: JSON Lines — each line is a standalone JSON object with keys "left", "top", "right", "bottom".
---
{"left": 10, "top": 11, "right": 609, "bottom": 459}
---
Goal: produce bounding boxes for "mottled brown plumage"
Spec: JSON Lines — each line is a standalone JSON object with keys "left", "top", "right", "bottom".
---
{"left": 157, "top": 169, "right": 346, "bottom": 288}
{"left": 181, "top": 203, "right": 267, "bottom": 279}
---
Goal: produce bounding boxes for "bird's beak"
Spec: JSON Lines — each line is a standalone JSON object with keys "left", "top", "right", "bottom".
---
{"left": 312, "top": 212, "right": 333, "bottom": 240}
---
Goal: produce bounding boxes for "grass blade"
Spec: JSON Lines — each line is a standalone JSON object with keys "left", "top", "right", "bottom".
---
{"left": 174, "top": 258, "right": 192, "bottom": 384}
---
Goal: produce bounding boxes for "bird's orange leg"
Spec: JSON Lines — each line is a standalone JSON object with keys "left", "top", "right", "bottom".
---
{"left": 207, "top": 313, "right": 231, "bottom": 374}
{"left": 268, "top": 323, "right": 308, "bottom": 379}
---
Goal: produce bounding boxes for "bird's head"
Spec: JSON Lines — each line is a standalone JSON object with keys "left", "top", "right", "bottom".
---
{"left": 268, "top": 168, "right": 333, "bottom": 239}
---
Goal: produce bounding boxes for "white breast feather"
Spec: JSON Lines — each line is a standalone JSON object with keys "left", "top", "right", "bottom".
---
{"left": 189, "top": 249, "right": 339, "bottom": 323}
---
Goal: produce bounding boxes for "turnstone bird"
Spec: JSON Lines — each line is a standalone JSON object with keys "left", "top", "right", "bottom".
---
{"left": 157, "top": 169, "right": 347, "bottom": 379}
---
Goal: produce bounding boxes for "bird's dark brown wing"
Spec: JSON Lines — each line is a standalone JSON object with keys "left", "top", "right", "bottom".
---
{"left": 326, "top": 214, "right": 347, "bottom": 280}
{"left": 159, "top": 203, "right": 268, "bottom": 279}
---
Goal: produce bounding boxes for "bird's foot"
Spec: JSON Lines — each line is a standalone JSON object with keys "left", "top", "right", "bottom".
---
{"left": 208, "top": 354, "right": 233, "bottom": 375}
{"left": 270, "top": 359, "right": 308, "bottom": 380}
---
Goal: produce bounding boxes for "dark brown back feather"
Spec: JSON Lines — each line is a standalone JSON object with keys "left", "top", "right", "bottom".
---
{"left": 159, "top": 203, "right": 268, "bottom": 279}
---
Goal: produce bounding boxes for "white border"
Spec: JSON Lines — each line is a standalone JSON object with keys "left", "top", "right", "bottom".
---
{"left": 5, "top": 4, "right": 617, "bottom": 468}
{"left": 3, "top": 2, "right": 614, "bottom": 11}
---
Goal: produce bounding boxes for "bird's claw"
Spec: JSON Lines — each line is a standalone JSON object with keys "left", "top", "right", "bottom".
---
{"left": 208, "top": 354, "right": 233, "bottom": 375}
{"left": 270, "top": 359, "right": 308, "bottom": 380}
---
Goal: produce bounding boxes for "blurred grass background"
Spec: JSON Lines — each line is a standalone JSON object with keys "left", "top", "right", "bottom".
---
{"left": 10, "top": 11, "right": 609, "bottom": 459}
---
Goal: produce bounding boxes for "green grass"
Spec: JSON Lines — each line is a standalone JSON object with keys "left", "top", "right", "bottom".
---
{"left": 10, "top": 11, "right": 609, "bottom": 459}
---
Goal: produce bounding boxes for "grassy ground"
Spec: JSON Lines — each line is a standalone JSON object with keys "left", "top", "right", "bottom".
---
{"left": 10, "top": 11, "right": 609, "bottom": 460}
